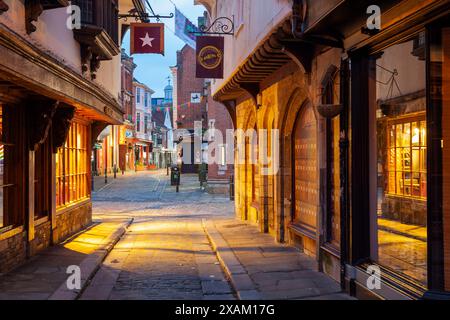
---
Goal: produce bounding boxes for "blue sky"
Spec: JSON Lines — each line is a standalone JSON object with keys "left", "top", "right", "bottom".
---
{"left": 122, "top": 0, "right": 205, "bottom": 97}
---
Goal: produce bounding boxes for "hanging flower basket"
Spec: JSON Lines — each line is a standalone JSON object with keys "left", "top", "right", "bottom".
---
{"left": 317, "top": 104, "right": 343, "bottom": 119}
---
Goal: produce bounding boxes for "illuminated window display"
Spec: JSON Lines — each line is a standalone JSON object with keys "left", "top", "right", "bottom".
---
{"left": 56, "top": 121, "right": 90, "bottom": 208}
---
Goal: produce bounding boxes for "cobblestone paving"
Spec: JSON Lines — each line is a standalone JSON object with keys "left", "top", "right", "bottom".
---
{"left": 85, "top": 171, "right": 236, "bottom": 300}
{"left": 86, "top": 170, "right": 352, "bottom": 300}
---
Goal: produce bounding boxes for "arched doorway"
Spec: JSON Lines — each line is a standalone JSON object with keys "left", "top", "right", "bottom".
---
{"left": 292, "top": 102, "right": 318, "bottom": 243}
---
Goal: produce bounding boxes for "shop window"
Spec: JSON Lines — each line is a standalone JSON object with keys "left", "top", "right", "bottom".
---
{"left": 56, "top": 121, "right": 89, "bottom": 208}
{"left": 372, "top": 33, "right": 427, "bottom": 285}
{"left": 0, "top": 104, "right": 20, "bottom": 230}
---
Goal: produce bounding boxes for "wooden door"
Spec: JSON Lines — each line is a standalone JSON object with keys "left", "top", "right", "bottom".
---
{"left": 293, "top": 104, "right": 318, "bottom": 231}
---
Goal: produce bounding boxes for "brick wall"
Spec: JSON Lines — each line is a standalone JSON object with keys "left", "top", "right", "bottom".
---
{"left": 176, "top": 45, "right": 207, "bottom": 130}
{"left": 207, "top": 88, "right": 234, "bottom": 182}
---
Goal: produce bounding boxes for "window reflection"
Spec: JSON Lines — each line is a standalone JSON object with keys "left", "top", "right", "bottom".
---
{"left": 375, "top": 33, "right": 427, "bottom": 285}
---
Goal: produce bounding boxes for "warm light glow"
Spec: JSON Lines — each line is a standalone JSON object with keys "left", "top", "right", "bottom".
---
{"left": 412, "top": 128, "right": 420, "bottom": 144}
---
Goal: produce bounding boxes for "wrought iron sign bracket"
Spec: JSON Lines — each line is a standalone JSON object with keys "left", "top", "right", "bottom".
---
{"left": 190, "top": 16, "right": 235, "bottom": 36}
{"left": 118, "top": 12, "right": 174, "bottom": 23}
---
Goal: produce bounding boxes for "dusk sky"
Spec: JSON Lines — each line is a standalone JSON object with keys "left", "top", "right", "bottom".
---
{"left": 122, "top": 0, "right": 205, "bottom": 98}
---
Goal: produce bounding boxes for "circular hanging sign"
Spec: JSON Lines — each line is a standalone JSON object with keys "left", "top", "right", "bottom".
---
{"left": 198, "top": 45, "right": 223, "bottom": 70}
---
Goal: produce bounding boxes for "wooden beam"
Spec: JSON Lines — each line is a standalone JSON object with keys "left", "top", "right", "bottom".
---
{"left": 222, "top": 100, "right": 237, "bottom": 129}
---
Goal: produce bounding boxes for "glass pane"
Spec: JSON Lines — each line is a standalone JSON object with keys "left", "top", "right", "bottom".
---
{"left": 375, "top": 35, "right": 427, "bottom": 285}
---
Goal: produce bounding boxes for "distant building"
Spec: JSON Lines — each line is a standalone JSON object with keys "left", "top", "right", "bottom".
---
{"left": 133, "top": 79, "right": 154, "bottom": 170}
{"left": 119, "top": 49, "right": 138, "bottom": 172}
{"left": 151, "top": 82, "right": 175, "bottom": 169}
{"left": 173, "top": 45, "right": 208, "bottom": 174}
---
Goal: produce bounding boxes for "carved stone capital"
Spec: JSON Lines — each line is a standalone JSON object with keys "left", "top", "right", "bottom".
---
{"left": 52, "top": 105, "right": 75, "bottom": 153}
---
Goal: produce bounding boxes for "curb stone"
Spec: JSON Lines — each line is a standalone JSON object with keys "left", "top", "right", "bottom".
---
{"left": 202, "top": 219, "right": 262, "bottom": 300}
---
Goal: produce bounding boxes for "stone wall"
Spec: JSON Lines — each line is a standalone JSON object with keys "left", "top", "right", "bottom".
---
{"left": 0, "top": 201, "right": 92, "bottom": 274}
{"left": 382, "top": 196, "right": 427, "bottom": 226}
{"left": 54, "top": 201, "right": 92, "bottom": 243}
{"left": 0, "top": 229, "right": 27, "bottom": 274}
{"left": 31, "top": 220, "right": 52, "bottom": 256}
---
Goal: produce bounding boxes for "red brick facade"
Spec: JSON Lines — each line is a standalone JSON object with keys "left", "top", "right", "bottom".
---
{"left": 175, "top": 45, "right": 207, "bottom": 130}
{"left": 207, "top": 87, "right": 234, "bottom": 181}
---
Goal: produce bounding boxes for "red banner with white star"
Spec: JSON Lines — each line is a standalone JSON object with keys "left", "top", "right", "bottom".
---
{"left": 130, "top": 23, "right": 165, "bottom": 55}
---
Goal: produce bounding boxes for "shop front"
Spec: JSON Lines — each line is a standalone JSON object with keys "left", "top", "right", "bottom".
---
{"left": 341, "top": 6, "right": 450, "bottom": 299}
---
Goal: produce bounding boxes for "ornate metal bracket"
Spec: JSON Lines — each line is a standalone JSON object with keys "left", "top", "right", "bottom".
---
{"left": 190, "top": 16, "right": 235, "bottom": 36}
{"left": 0, "top": 0, "right": 9, "bottom": 15}
{"left": 118, "top": 12, "right": 174, "bottom": 23}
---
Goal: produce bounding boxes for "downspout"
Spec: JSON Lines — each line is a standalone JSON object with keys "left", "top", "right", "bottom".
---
{"left": 291, "top": 0, "right": 308, "bottom": 39}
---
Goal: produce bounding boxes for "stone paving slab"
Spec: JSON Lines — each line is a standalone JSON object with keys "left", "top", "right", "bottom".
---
{"left": 0, "top": 220, "right": 130, "bottom": 300}
{"left": 204, "top": 219, "right": 354, "bottom": 300}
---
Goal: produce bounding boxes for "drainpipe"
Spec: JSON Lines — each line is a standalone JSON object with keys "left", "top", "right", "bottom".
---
{"left": 291, "top": 0, "right": 308, "bottom": 39}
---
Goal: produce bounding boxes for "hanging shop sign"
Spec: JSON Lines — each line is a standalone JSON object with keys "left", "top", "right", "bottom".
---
{"left": 196, "top": 36, "right": 224, "bottom": 79}
{"left": 130, "top": 23, "right": 165, "bottom": 55}
{"left": 191, "top": 93, "right": 201, "bottom": 104}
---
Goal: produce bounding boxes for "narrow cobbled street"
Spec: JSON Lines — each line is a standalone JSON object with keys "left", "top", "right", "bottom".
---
{"left": 83, "top": 171, "right": 235, "bottom": 300}
{"left": 0, "top": 170, "right": 351, "bottom": 300}
{"left": 81, "top": 171, "right": 351, "bottom": 300}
